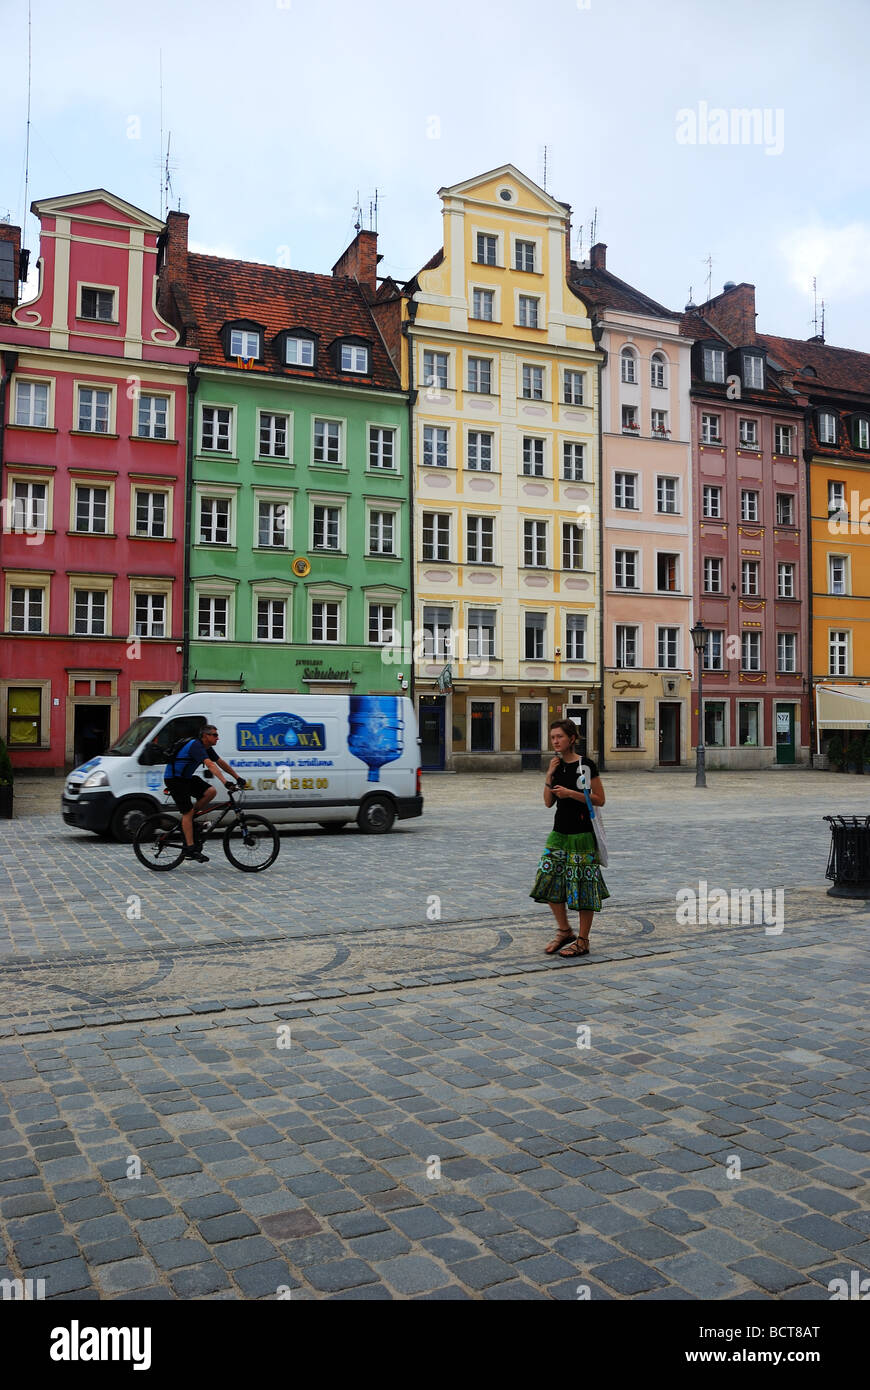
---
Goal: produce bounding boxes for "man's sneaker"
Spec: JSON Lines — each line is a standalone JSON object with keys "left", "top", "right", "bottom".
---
{"left": 183, "top": 847, "right": 209, "bottom": 863}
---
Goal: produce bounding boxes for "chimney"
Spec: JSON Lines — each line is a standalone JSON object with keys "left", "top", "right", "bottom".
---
{"left": 157, "top": 210, "right": 189, "bottom": 328}
{"left": 0, "top": 222, "right": 22, "bottom": 324}
{"left": 332, "top": 228, "right": 380, "bottom": 295}
{"left": 704, "top": 281, "right": 757, "bottom": 344}
{"left": 590, "top": 242, "right": 607, "bottom": 271}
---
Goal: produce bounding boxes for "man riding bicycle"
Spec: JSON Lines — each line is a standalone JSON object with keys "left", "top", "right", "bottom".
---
{"left": 164, "top": 725, "right": 246, "bottom": 862}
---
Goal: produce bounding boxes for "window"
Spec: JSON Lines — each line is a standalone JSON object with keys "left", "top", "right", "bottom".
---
{"left": 615, "top": 702, "right": 640, "bottom": 748}
{"left": 563, "top": 370, "right": 585, "bottom": 405}
{"left": 738, "top": 703, "right": 760, "bottom": 746}
{"left": 258, "top": 500, "right": 288, "bottom": 549}
{"left": 777, "top": 632, "right": 796, "bottom": 673}
{"left": 422, "top": 350, "right": 448, "bottom": 389}
{"left": 311, "top": 601, "right": 340, "bottom": 643}
{"left": 522, "top": 437, "right": 545, "bottom": 476}
{"left": 818, "top": 412, "right": 838, "bottom": 445}
{"left": 521, "top": 365, "right": 544, "bottom": 400}
{"left": 467, "top": 431, "right": 493, "bottom": 471}
{"left": 514, "top": 240, "right": 535, "bottom": 272}
{"left": 739, "top": 418, "right": 758, "bottom": 447}
{"left": 562, "top": 522, "right": 584, "bottom": 570}
{"left": 475, "top": 232, "right": 497, "bottom": 266}
{"left": 313, "top": 505, "right": 340, "bottom": 550}
{"left": 741, "top": 489, "right": 759, "bottom": 522}
{"left": 259, "top": 413, "right": 288, "bottom": 458}
{"left": 829, "top": 630, "right": 849, "bottom": 676}
{"left": 80, "top": 287, "right": 114, "bottom": 321}
{"left": 704, "top": 701, "right": 726, "bottom": 747}
{"left": 466, "top": 515, "right": 494, "bottom": 564}
{"left": 313, "top": 419, "right": 341, "bottom": 464}
{"left": 467, "top": 608, "right": 495, "bottom": 659}
{"left": 616, "top": 625, "right": 638, "bottom": 669}
{"left": 656, "top": 553, "right": 679, "bottom": 591}
{"left": 11, "top": 481, "right": 46, "bottom": 531}
{"left": 7, "top": 687, "right": 42, "bottom": 746}
{"left": 15, "top": 381, "right": 49, "bottom": 428}
{"left": 73, "top": 590, "right": 106, "bottom": 636}
{"left": 369, "top": 426, "right": 396, "bottom": 469}
{"left": 369, "top": 603, "right": 396, "bottom": 646}
{"left": 704, "top": 629, "right": 724, "bottom": 671}
{"left": 423, "top": 606, "right": 453, "bottom": 659}
{"left": 524, "top": 612, "right": 546, "bottom": 660}
{"left": 562, "top": 442, "right": 585, "bottom": 480}
{"left": 340, "top": 343, "right": 369, "bottom": 373}
{"left": 651, "top": 410, "right": 669, "bottom": 437}
{"left": 828, "top": 555, "right": 846, "bottom": 596}
{"left": 566, "top": 613, "right": 586, "bottom": 660}
{"left": 615, "top": 549, "right": 638, "bottom": 589}
{"left": 9, "top": 587, "right": 44, "bottom": 633}
{"left": 134, "top": 592, "right": 166, "bottom": 638}
{"left": 828, "top": 481, "right": 846, "bottom": 515}
{"left": 523, "top": 519, "right": 547, "bottom": 567}
{"left": 368, "top": 510, "right": 395, "bottom": 556}
{"left": 135, "top": 491, "right": 166, "bottom": 538}
{"left": 704, "top": 556, "right": 723, "bottom": 594}
{"left": 136, "top": 394, "right": 169, "bottom": 440}
{"left": 422, "top": 513, "right": 450, "bottom": 561}
{"left": 620, "top": 348, "right": 637, "bottom": 384}
{"left": 285, "top": 335, "right": 315, "bottom": 367}
{"left": 423, "top": 425, "right": 449, "bottom": 468}
{"left": 650, "top": 352, "right": 667, "bottom": 389}
{"left": 776, "top": 493, "right": 794, "bottom": 526}
{"left": 472, "top": 288, "right": 494, "bottom": 321}
{"left": 199, "top": 497, "right": 231, "bottom": 545}
{"left": 741, "top": 560, "right": 760, "bottom": 595}
{"left": 621, "top": 405, "right": 639, "bottom": 433}
{"left": 657, "top": 627, "right": 679, "bottom": 669}
{"left": 201, "top": 406, "right": 232, "bottom": 452}
{"left": 518, "top": 295, "right": 539, "bottom": 328}
{"left": 701, "top": 413, "right": 721, "bottom": 443}
{"left": 230, "top": 328, "right": 260, "bottom": 358}
{"left": 77, "top": 387, "right": 111, "bottom": 434}
{"left": 703, "top": 346, "right": 725, "bottom": 382}
{"left": 656, "top": 476, "right": 678, "bottom": 513}
{"left": 778, "top": 562, "right": 795, "bottom": 598}
{"left": 614, "top": 472, "right": 637, "bottom": 509}
{"left": 198, "top": 595, "right": 229, "bottom": 639}
{"left": 743, "top": 355, "right": 764, "bottom": 389}
{"left": 855, "top": 419, "right": 870, "bottom": 450}
{"left": 702, "top": 484, "right": 722, "bottom": 518}
{"left": 74, "top": 486, "right": 108, "bottom": 534}
{"left": 741, "top": 632, "right": 761, "bottom": 672}
{"left": 774, "top": 423, "right": 793, "bottom": 455}
{"left": 257, "top": 598, "right": 285, "bottom": 642}
{"left": 467, "top": 357, "right": 492, "bottom": 394}
{"left": 470, "top": 700, "right": 495, "bottom": 751}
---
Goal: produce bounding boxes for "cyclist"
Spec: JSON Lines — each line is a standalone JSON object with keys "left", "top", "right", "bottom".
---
{"left": 164, "top": 725, "right": 246, "bottom": 862}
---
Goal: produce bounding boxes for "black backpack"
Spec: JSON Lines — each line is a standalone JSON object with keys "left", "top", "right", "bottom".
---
{"left": 165, "top": 737, "right": 198, "bottom": 777}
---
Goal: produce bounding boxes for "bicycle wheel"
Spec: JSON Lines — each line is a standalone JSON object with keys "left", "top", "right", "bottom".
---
{"left": 222, "top": 814, "right": 280, "bottom": 872}
{"left": 134, "top": 813, "right": 186, "bottom": 871}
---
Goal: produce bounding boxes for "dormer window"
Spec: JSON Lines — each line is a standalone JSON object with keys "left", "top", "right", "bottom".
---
{"left": 285, "top": 335, "right": 315, "bottom": 367}
{"left": 742, "top": 353, "right": 764, "bottom": 390}
{"left": 855, "top": 418, "right": 870, "bottom": 450}
{"left": 818, "top": 412, "right": 838, "bottom": 446}
{"left": 703, "top": 346, "right": 725, "bottom": 383}
{"left": 340, "top": 343, "right": 370, "bottom": 373}
{"left": 80, "top": 287, "right": 115, "bottom": 322}
{"left": 230, "top": 328, "right": 260, "bottom": 359}
{"left": 221, "top": 321, "right": 265, "bottom": 363}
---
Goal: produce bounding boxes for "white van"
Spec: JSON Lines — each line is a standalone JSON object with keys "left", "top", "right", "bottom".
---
{"left": 62, "top": 692, "right": 423, "bottom": 842}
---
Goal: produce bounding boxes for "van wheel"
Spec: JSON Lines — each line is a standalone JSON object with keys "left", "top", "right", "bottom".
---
{"left": 110, "top": 799, "right": 155, "bottom": 843}
{"left": 319, "top": 822, "right": 348, "bottom": 832}
{"left": 357, "top": 795, "right": 396, "bottom": 834}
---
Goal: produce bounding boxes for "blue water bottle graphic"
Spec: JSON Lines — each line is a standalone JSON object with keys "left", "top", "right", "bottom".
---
{"left": 348, "top": 696, "right": 404, "bottom": 782}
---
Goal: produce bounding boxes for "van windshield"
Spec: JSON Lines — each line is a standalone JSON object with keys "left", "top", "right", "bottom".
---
{"left": 107, "top": 717, "right": 162, "bottom": 757}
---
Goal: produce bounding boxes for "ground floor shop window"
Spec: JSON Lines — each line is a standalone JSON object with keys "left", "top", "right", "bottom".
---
{"left": 615, "top": 701, "right": 640, "bottom": 748}
{"left": 738, "top": 702, "right": 760, "bottom": 747}
{"left": 704, "top": 701, "right": 726, "bottom": 747}
{"left": 470, "top": 701, "right": 495, "bottom": 752}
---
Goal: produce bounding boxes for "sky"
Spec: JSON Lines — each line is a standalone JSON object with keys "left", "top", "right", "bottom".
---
{"left": 3, "top": 0, "right": 870, "bottom": 350}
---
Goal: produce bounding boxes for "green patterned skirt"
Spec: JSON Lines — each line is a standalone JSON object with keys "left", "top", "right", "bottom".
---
{"left": 530, "top": 830, "right": 610, "bottom": 912}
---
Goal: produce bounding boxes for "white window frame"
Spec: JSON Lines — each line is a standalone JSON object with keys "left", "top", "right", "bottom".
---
{"left": 474, "top": 231, "right": 499, "bottom": 267}
{"left": 368, "top": 601, "right": 398, "bottom": 646}
{"left": 132, "top": 486, "right": 172, "bottom": 540}
{"left": 368, "top": 425, "right": 398, "bottom": 471}
{"left": 75, "top": 382, "right": 115, "bottom": 435}
{"left": 703, "top": 556, "right": 723, "bottom": 594}
{"left": 309, "top": 592, "right": 345, "bottom": 645}
{"left": 704, "top": 629, "right": 724, "bottom": 672}
{"left": 471, "top": 287, "right": 496, "bottom": 323}
{"left": 621, "top": 404, "right": 639, "bottom": 433}
{"left": 8, "top": 476, "right": 50, "bottom": 533}
{"left": 774, "top": 423, "right": 794, "bottom": 455}
{"left": 650, "top": 352, "right": 667, "bottom": 389}
{"left": 565, "top": 613, "right": 587, "bottom": 661}
{"left": 311, "top": 499, "right": 344, "bottom": 553}
{"left": 828, "top": 554, "right": 847, "bottom": 597}
{"left": 524, "top": 612, "right": 547, "bottom": 661}
{"left": 466, "top": 356, "right": 493, "bottom": 395}
{"left": 651, "top": 409, "right": 669, "bottom": 437}
{"left": 255, "top": 596, "right": 288, "bottom": 643}
{"left": 229, "top": 327, "right": 261, "bottom": 359}
{"left": 258, "top": 411, "right": 290, "bottom": 460}
{"left": 196, "top": 592, "right": 233, "bottom": 641}
{"left": 422, "top": 424, "right": 450, "bottom": 469}
{"left": 367, "top": 505, "right": 400, "bottom": 558}
{"left": 199, "top": 403, "right": 235, "bottom": 455}
{"left": 521, "top": 436, "right": 546, "bottom": 477}
{"left": 829, "top": 629, "right": 850, "bottom": 677}
{"left": 517, "top": 294, "right": 541, "bottom": 329}
{"left": 312, "top": 416, "right": 344, "bottom": 467}
{"left": 340, "top": 343, "right": 369, "bottom": 373}
{"left": 656, "top": 625, "right": 680, "bottom": 670}
{"left": 620, "top": 347, "right": 638, "bottom": 384}
{"left": 512, "top": 237, "right": 538, "bottom": 273}
{"left": 77, "top": 283, "right": 117, "bottom": 323}
{"left": 134, "top": 393, "right": 171, "bottom": 442}
{"left": 615, "top": 624, "right": 639, "bottom": 669}
{"left": 521, "top": 363, "right": 545, "bottom": 401}
{"left": 466, "top": 514, "right": 495, "bottom": 565}
{"left": 777, "top": 632, "right": 797, "bottom": 673}
{"left": 776, "top": 493, "right": 795, "bottom": 525}
{"left": 777, "top": 561, "right": 795, "bottom": 598}
{"left": 131, "top": 584, "right": 171, "bottom": 639}
{"left": 421, "top": 512, "right": 452, "bottom": 562}
{"left": 285, "top": 335, "right": 315, "bottom": 367}
{"left": 13, "top": 378, "right": 53, "bottom": 429}
{"left": 741, "top": 559, "right": 760, "bottom": 596}
{"left": 198, "top": 493, "right": 233, "bottom": 547}
{"left": 563, "top": 369, "right": 585, "bottom": 406}
{"left": 738, "top": 417, "right": 758, "bottom": 447}
{"left": 701, "top": 413, "right": 721, "bottom": 444}
{"left": 703, "top": 346, "right": 725, "bottom": 383}
{"left": 422, "top": 604, "right": 455, "bottom": 661}
{"left": 828, "top": 481, "right": 846, "bottom": 515}
{"left": 702, "top": 484, "right": 722, "bottom": 518}
{"left": 741, "top": 489, "right": 759, "bottom": 522}
{"left": 523, "top": 518, "right": 548, "bottom": 569}
{"left": 6, "top": 574, "right": 50, "bottom": 634}
{"left": 656, "top": 551, "right": 681, "bottom": 593}
{"left": 466, "top": 608, "right": 497, "bottom": 661}
{"left": 743, "top": 355, "right": 764, "bottom": 389}
{"left": 562, "top": 441, "right": 585, "bottom": 481}
{"left": 71, "top": 583, "right": 111, "bottom": 637}
{"left": 614, "top": 549, "right": 639, "bottom": 590}
{"left": 614, "top": 471, "right": 638, "bottom": 509}
{"left": 818, "top": 412, "right": 838, "bottom": 445}
{"left": 466, "top": 428, "right": 494, "bottom": 472}
{"left": 72, "top": 481, "right": 113, "bottom": 535}
{"left": 562, "top": 521, "right": 585, "bottom": 571}
{"left": 422, "top": 349, "right": 449, "bottom": 390}
{"left": 656, "top": 475, "right": 679, "bottom": 514}
{"left": 254, "top": 492, "right": 293, "bottom": 550}
{"left": 741, "top": 631, "right": 762, "bottom": 672}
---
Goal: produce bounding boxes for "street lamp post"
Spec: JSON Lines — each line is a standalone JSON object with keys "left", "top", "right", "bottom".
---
{"left": 691, "top": 619, "right": 707, "bottom": 789}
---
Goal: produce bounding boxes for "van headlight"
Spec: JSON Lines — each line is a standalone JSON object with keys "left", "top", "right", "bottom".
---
{"left": 81, "top": 770, "right": 109, "bottom": 788}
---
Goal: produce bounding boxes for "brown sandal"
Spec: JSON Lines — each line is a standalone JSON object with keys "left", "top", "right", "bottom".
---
{"left": 558, "top": 936, "right": 590, "bottom": 958}
{"left": 545, "top": 932, "right": 575, "bottom": 955}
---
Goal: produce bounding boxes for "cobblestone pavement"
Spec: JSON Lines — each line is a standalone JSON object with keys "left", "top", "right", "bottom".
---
{"left": 0, "top": 772, "right": 868, "bottom": 1300}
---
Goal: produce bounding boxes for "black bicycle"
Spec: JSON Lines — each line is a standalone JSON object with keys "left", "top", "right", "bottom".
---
{"left": 133, "top": 787, "right": 280, "bottom": 873}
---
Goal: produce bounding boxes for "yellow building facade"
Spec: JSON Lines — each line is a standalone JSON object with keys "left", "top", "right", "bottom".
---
{"left": 406, "top": 166, "right": 602, "bottom": 770}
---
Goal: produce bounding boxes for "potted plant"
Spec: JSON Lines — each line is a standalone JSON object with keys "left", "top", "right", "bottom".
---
{"left": 827, "top": 733, "right": 845, "bottom": 773}
{"left": 0, "top": 737, "right": 13, "bottom": 818}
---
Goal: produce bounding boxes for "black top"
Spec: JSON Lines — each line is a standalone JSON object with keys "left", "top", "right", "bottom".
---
{"left": 550, "top": 756, "right": 599, "bottom": 835}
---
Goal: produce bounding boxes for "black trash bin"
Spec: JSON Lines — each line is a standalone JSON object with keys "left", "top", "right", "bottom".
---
{"left": 823, "top": 815, "right": 870, "bottom": 898}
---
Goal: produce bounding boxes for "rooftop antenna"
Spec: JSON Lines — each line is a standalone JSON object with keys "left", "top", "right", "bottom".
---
{"left": 22, "top": 0, "right": 33, "bottom": 250}
{"left": 374, "top": 188, "right": 378, "bottom": 234}
{"left": 353, "top": 190, "right": 362, "bottom": 234}
{"left": 576, "top": 223, "right": 584, "bottom": 264}
{"left": 541, "top": 145, "right": 549, "bottom": 193}
{"left": 159, "top": 50, "right": 164, "bottom": 217}
{"left": 821, "top": 298, "right": 826, "bottom": 341}
{"left": 590, "top": 206, "right": 598, "bottom": 246}
{"left": 704, "top": 253, "right": 713, "bottom": 303}
{"left": 811, "top": 276, "right": 819, "bottom": 336}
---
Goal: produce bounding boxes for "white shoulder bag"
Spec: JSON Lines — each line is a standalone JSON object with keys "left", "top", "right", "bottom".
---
{"left": 579, "top": 763, "right": 608, "bottom": 868}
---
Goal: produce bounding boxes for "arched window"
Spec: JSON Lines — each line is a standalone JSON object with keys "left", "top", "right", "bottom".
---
{"left": 650, "top": 351, "right": 668, "bottom": 389}
{"left": 620, "top": 346, "right": 638, "bottom": 385}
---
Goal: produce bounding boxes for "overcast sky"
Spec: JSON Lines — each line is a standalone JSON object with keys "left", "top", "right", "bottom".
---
{"left": 4, "top": 0, "right": 870, "bottom": 350}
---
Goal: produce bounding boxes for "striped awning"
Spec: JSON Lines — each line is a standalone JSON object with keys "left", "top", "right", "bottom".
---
{"left": 816, "top": 683, "right": 870, "bottom": 729}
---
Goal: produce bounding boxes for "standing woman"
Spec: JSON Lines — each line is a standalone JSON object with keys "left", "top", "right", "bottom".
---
{"left": 530, "top": 718, "right": 609, "bottom": 957}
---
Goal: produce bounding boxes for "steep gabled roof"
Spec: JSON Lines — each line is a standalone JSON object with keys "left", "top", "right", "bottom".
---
{"left": 569, "top": 263, "right": 677, "bottom": 320}
{"left": 757, "top": 333, "right": 870, "bottom": 399}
